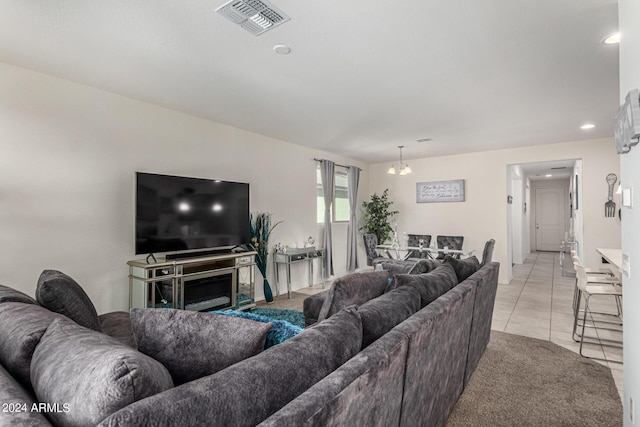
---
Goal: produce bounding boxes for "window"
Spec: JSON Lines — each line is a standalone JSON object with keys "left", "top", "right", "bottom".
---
{"left": 317, "top": 166, "right": 350, "bottom": 223}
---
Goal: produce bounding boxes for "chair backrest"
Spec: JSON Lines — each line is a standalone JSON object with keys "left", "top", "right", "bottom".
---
{"left": 436, "top": 235, "right": 464, "bottom": 250}
{"left": 574, "top": 264, "right": 589, "bottom": 292}
{"left": 407, "top": 234, "right": 432, "bottom": 259}
{"left": 435, "top": 235, "right": 464, "bottom": 259}
{"left": 363, "top": 234, "right": 380, "bottom": 266}
{"left": 480, "top": 239, "right": 495, "bottom": 266}
{"left": 407, "top": 234, "right": 431, "bottom": 247}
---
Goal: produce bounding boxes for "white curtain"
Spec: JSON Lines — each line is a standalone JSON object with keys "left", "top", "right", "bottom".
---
{"left": 319, "top": 160, "right": 335, "bottom": 276}
{"left": 346, "top": 166, "right": 360, "bottom": 271}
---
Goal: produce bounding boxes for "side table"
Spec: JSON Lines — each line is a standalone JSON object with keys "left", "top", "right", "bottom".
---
{"left": 273, "top": 248, "right": 326, "bottom": 298}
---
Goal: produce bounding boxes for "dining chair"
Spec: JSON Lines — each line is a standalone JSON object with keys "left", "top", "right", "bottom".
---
{"left": 571, "top": 263, "right": 622, "bottom": 362}
{"left": 406, "top": 234, "right": 432, "bottom": 259}
{"left": 362, "top": 234, "right": 391, "bottom": 266}
{"left": 435, "top": 235, "right": 464, "bottom": 260}
{"left": 480, "top": 239, "right": 495, "bottom": 266}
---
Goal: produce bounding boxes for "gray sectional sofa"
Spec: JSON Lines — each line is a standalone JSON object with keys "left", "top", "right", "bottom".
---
{"left": 0, "top": 257, "right": 499, "bottom": 427}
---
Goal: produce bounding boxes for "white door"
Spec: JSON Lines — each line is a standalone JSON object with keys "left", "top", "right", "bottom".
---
{"left": 535, "top": 187, "right": 566, "bottom": 251}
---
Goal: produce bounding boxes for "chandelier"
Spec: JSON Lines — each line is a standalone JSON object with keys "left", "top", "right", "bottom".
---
{"left": 387, "top": 145, "right": 412, "bottom": 175}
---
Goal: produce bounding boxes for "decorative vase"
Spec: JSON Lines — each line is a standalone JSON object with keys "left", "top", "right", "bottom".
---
{"left": 263, "top": 278, "right": 274, "bottom": 304}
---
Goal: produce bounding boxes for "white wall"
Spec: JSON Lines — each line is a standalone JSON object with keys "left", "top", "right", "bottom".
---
{"left": 369, "top": 139, "right": 620, "bottom": 284}
{"left": 572, "top": 160, "right": 585, "bottom": 259}
{"left": 0, "top": 62, "right": 369, "bottom": 313}
{"left": 508, "top": 165, "right": 526, "bottom": 264}
{"left": 619, "top": 1, "right": 640, "bottom": 425}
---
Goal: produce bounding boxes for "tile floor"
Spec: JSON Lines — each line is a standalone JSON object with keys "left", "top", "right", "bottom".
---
{"left": 492, "top": 251, "right": 623, "bottom": 400}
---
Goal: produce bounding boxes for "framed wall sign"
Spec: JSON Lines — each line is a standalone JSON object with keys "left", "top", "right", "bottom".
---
{"left": 416, "top": 179, "right": 465, "bottom": 203}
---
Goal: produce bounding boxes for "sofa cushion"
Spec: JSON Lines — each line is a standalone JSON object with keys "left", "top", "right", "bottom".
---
{"left": 31, "top": 318, "right": 174, "bottom": 427}
{"left": 395, "top": 281, "right": 476, "bottom": 426}
{"left": 0, "top": 363, "right": 53, "bottom": 427}
{"left": 358, "top": 284, "right": 421, "bottom": 348}
{"left": 0, "top": 284, "right": 38, "bottom": 305}
{"left": 131, "top": 308, "right": 272, "bottom": 385}
{"left": 99, "top": 306, "right": 363, "bottom": 427}
{"left": 443, "top": 255, "right": 481, "bottom": 282}
{"left": 260, "top": 329, "right": 409, "bottom": 427}
{"left": 0, "top": 302, "right": 66, "bottom": 390}
{"left": 317, "top": 271, "right": 389, "bottom": 321}
{"left": 35, "top": 269, "right": 102, "bottom": 331}
{"left": 390, "top": 263, "right": 458, "bottom": 308}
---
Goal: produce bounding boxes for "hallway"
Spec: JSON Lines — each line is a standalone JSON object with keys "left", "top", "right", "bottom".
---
{"left": 492, "top": 252, "right": 623, "bottom": 398}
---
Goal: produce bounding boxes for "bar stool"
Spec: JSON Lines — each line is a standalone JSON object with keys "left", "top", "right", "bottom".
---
{"left": 570, "top": 253, "right": 619, "bottom": 316}
{"left": 572, "top": 264, "right": 622, "bottom": 362}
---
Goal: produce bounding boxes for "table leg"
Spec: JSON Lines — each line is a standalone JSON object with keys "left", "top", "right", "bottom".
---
{"left": 286, "top": 262, "right": 292, "bottom": 299}
{"left": 273, "top": 260, "right": 280, "bottom": 296}
{"left": 309, "top": 257, "right": 313, "bottom": 287}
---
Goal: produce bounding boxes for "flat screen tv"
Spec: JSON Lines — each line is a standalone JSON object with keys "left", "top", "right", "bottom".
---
{"left": 135, "top": 172, "right": 250, "bottom": 256}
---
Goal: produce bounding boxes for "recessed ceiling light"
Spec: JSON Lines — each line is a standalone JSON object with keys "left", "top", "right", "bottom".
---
{"left": 603, "top": 32, "right": 621, "bottom": 45}
{"left": 545, "top": 174, "right": 553, "bottom": 178}
{"left": 580, "top": 123, "right": 595, "bottom": 130}
{"left": 273, "top": 44, "right": 291, "bottom": 54}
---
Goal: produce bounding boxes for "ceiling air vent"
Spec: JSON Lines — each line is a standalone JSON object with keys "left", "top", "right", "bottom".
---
{"left": 216, "top": 0, "right": 290, "bottom": 36}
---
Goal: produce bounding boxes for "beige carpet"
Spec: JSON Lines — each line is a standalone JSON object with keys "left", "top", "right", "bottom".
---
{"left": 256, "top": 291, "right": 309, "bottom": 311}
{"left": 447, "top": 331, "right": 622, "bottom": 426}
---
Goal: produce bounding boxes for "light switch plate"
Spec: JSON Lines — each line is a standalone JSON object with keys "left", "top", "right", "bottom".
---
{"left": 623, "top": 253, "right": 631, "bottom": 279}
{"left": 623, "top": 187, "right": 633, "bottom": 208}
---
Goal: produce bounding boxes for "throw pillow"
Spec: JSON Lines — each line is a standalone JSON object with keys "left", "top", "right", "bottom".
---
{"left": 210, "top": 309, "right": 302, "bottom": 348}
{"left": 408, "top": 259, "right": 441, "bottom": 274}
{"left": 358, "top": 285, "right": 421, "bottom": 348}
{"left": 0, "top": 302, "right": 65, "bottom": 390}
{"left": 0, "top": 284, "right": 38, "bottom": 305}
{"left": 390, "top": 263, "right": 458, "bottom": 308}
{"left": 443, "top": 255, "right": 481, "bottom": 282}
{"left": 130, "top": 308, "right": 272, "bottom": 385}
{"left": 317, "top": 270, "right": 389, "bottom": 321}
{"left": 30, "top": 318, "right": 174, "bottom": 427}
{"left": 35, "top": 269, "right": 102, "bottom": 331}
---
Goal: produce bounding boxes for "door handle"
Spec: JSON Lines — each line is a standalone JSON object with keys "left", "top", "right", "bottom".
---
{"left": 536, "top": 224, "right": 540, "bottom": 229}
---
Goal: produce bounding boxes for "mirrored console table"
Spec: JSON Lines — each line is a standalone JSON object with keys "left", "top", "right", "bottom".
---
{"left": 273, "top": 247, "right": 326, "bottom": 298}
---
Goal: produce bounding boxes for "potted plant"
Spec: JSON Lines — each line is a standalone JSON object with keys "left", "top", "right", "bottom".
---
{"left": 248, "top": 212, "right": 282, "bottom": 304}
{"left": 360, "top": 189, "right": 399, "bottom": 244}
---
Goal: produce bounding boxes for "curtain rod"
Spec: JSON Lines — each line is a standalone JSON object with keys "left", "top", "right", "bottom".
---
{"left": 313, "top": 158, "right": 362, "bottom": 171}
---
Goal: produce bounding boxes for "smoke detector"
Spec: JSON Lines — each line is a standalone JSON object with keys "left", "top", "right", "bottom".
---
{"left": 216, "top": 0, "right": 290, "bottom": 36}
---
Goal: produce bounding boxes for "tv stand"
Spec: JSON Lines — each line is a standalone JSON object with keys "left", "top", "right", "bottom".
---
{"left": 128, "top": 251, "right": 256, "bottom": 312}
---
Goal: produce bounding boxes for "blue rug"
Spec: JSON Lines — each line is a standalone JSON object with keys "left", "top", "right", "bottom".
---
{"left": 250, "top": 308, "right": 306, "bottom": 329}
{"left": 210, "top": 308, "right": 304, "bottom": 349}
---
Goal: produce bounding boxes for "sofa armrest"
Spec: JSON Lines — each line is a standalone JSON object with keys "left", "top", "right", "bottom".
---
{"left": 303, "top": 291, "right": 329, "bottom": 327}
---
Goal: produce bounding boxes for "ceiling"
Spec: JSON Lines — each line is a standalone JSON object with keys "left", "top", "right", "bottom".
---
{"left": 518, "top": 160, "right": 575, "bottom": 181}
{"left": 0, "top": 1, "right": 620, "bottom": 163}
